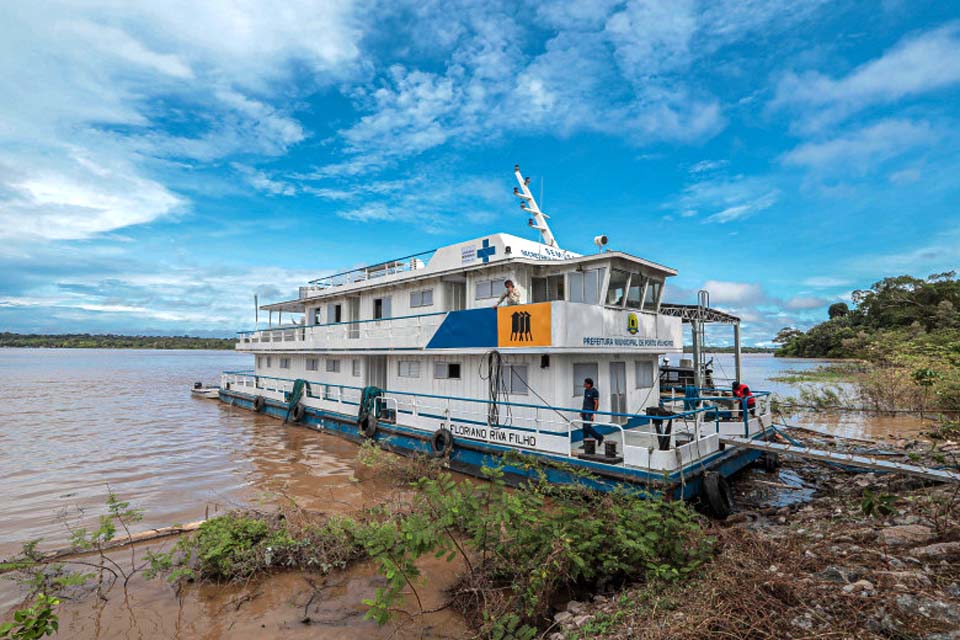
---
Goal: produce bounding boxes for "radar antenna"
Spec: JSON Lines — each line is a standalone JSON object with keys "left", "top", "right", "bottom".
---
{"left": 513, "top": 164, "right": 558, "bottom": 248}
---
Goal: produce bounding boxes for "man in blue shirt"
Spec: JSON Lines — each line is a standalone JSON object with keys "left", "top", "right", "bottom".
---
{"left": 580, "top": 378, "right": 603, "bottom": 446}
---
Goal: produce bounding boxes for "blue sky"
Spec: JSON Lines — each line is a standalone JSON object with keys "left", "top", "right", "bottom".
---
{"left": 1, "top": 1, "right": 959, "bottom": 345}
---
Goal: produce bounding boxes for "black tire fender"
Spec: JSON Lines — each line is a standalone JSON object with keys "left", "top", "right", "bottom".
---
{"left": 702, "top": 471, "right": 734, "bottom": 520}
{"left": 291, "top": 403, "right": 306, "bottom": 423}
{"left": 253, "top": 396, "right": 266, "bottom": 412}
{"left": 761, "top": 452, "right": 781, "bottom": 473}
{"left": 360, "top": 414, "right": 378, "bottom": 438}
{"left": 431, "top": 428, "right": 454, "bottom": 457}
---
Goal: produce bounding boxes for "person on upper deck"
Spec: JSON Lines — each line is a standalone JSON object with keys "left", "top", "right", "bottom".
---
{"left": 732, "top": 380, "right": 756, "bottom": 415}
{"left": 581, "top": 378, "right": 604, "bottom": 446}
{"left": 494, "top": 279, "right": 523, "bottom": 307}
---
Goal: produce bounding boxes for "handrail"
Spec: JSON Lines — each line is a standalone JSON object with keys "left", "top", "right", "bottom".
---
{"left": 223, "top": 370, "right": 691, "bottom": 421}
{"left": 237, "top": 310, "right": 448, "bottom": 335}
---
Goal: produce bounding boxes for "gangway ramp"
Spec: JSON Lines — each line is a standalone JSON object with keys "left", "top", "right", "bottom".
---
{"left": 720, "top": 436, "right": 960, "bottom": 484}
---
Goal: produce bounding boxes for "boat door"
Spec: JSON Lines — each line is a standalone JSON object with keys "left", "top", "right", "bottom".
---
{"left": 609, "top": 361, "right": 627, "bottom": 424}
{"left": 367, "top": 355, "right": 387, "bottom": 390}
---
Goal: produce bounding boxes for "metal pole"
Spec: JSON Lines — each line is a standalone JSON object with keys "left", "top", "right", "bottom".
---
{"left": 691, "top": 320, "right": 702, "bottom": 390}
{"left": 733, "top": 322, "right": 742, "bottom": 383}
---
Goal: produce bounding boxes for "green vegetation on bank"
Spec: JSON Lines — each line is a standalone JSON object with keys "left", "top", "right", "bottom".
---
{"left": 3, "top": 449, "right": 710, "bottom": 640}
{"left": 773, "top": 273, "right": 960, "bottom": 412}
{"left": 0, "top": 333, "right": 234, "bottom": 350}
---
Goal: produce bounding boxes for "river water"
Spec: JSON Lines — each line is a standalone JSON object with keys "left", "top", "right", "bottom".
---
{"left": 0, "top": 348, "right": 928, "bottom": 637}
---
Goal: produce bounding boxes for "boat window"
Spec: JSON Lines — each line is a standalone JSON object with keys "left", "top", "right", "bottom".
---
{"left": 635, "top": 360, "right": 654, "bottom": 388}
{"left": 643, "top": 280, "right": 662, "bottom": 312}
{"left": 475, "top": 279, "right": 505, "bottom": 300}
{"left": 326, "top": 359, "right": 341, "bottom": 373}
{"left": 606, "top": 269, "right": 630, "bottom": 307}
{"left": 352, "top": 359, "right": 361, "bottom": 377}
{"left": 410, "top": 289, "right": 434, "bottom": 308}
{"left": 280, "top": 358, "right": 291, "bottom": 369}
{"left": 626, "top": 273, "right": 646, "bottom": 309}
{"left": 266, "top": 357, "right": 272, "bottom": 368}
{"left": 568, "top": 268, "right": 604, "bottom": 304}
{"left": 373, "top": 296, "right": 392, "bottom": 320}
{"left": 327, "top": 303, "right": 342, "bottom": 323}
{"left": 572, "top": 362, "right": 598, "bottom": 396}
{"left": 531, "top": 275, "right": 565, "bottom": 303}
{"left": 501, "top": 365, "right": 529, "bottom": 395}
{"left": 257, "top": 356, "right": 263, "bottom": 368}
{"left": 306, "top": 358, "right": 319, "bottom": 371}
{"left": 434, "top": 362, "right": 461, "bottom": 379}
{"left": 398, "top": 360, "right": 421, "bottom": 378}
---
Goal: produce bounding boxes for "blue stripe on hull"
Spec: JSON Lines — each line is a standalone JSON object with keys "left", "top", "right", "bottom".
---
{"left": 220, "top": 390, "right": 768, "bottom": 500}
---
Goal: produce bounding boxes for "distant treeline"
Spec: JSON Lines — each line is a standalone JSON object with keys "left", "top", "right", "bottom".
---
{"left": 682, "top": 345, "right": 775, "bottom": 354}
{"left": 773, "top": 272, "right": 960, "bottom": 359}
{"left": 0, "top": 333, "right": 235, "bottom": 350}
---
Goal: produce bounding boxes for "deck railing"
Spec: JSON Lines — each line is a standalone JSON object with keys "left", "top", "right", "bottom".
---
{"left": 220, "top": 371, "right": 762, "bottom": 462}
{"left": 235, "top": 312, "right": 448, "bottom": 350}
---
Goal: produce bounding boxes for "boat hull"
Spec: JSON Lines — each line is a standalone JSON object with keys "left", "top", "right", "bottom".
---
{"left": 219, "top": 389, "right": 767, "bottom": 501}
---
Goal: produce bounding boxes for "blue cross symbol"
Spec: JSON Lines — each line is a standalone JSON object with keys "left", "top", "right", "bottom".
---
{"left": 476, "top": 239, "right": 496, "bottom": 263}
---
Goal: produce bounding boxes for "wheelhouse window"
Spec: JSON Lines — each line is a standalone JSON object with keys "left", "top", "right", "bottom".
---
{"left": 373, "top": 296, "right": 392, "bottom": 320}
{"left": 410, "top": 289, "right": 434, "bottom": 308}
{"left": 626, "top": 273, "right": 647, "bottom": 309}
{"left": 327, "top": 303, "right": 342, "bottom": 323}
{"left": 306, "top": 358, "right": 319, "bottom": 371}
{"left": 501, "top": 364, "right": 529, "bottom": 395}
{"left": 434, "top": 362, "right": 461, "bottom": 379}
{"left": 568, "top": 268, "right": 604, "bottom": 304}
{"left": 398, "top": 360, "right": 421, "bottom": 378}
{"left": 531, "top": 275, "right": 564, "bottom": 303}
{"left": 326, "top": 359, "right": 341, "bottom": 373}
{"left": 606, "top": 269, "right": 630, "bottom": 307}
{"left": 643, "top": 280, "right": 662, "bottom": 312}
{"left": 572, "top": 362, "right": 598, "bottom": 396}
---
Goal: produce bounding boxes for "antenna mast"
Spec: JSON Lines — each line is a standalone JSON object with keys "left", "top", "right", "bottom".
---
{"left": 513, "top": 164, "right": 557, "bottom": 248}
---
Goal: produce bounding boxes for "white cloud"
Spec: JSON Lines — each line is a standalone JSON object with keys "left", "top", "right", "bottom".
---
{"left": 781, "top": 119, "right": 937, "bottom": 172}
{"left": 689, "top": 159, "right": 729, "bottom": 173}
{"left": 784, "top": 295, "right": 828, "bottom": 310}
{"left": 669, "top": 174, "right": 780, "bottom": 224}
{"left": 232, "top": 164, "right": 297, "bottom": 197}
{"left": 701, "top": 280, "right": 766, "bottom": 304}
{"left": 773, "top": 23, "right": 960, "bottom": 129}
{"left": 802, "top": 276, "right": 852, "bottom": 287}
{"left": 0, "top": 1, "right": 362, "bottom": 242}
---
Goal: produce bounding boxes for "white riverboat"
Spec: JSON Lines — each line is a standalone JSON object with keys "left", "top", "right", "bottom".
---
{"left": 220, "top": 166, "right": 775, "bottom": 514}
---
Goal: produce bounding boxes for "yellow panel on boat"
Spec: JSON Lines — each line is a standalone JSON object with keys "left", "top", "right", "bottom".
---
{"left": 497, "top": 303, "right": 552, "bottom": 347}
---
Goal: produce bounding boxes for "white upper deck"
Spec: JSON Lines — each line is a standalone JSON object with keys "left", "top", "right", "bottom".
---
{"left": 242, "top": 165, "right": 683, "bottom": 355}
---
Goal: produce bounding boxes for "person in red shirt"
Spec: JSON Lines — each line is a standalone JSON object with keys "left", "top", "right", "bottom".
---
{"left": 732, "top": 380, "right": 756, "bottom": 416}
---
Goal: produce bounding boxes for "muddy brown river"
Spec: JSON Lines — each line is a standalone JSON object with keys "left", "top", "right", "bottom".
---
{"left": 0, "top": 349, "right": 929, "bottom": 638}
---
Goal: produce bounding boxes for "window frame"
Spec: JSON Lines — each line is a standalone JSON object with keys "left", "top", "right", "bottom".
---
{"left": 635, "top": 360, "right": 655, "bottom": 388}
{"left": 502, "top": 364, "right": 529, "bottom": 396}
{"left": 434, "top": 362, "right": 462, "bottom": 379}
{"left": 326, "top": 359, "right": 341, "bottom": 373}
{"left": 410, "top": 288, "right": 434, "bottom": 308}
{"left": 398, "top": 360, "right": 421, "bottom": 378}
{"left": 306, "top": 358, "right": 319, "bottom": 371}
{"left": 572, "top": 362, "right": 599, "bottom": 397}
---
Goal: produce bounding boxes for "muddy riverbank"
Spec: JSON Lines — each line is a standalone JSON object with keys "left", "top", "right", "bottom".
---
{"left": 2, "top": 349, "right": 956, "bottom": 638}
